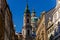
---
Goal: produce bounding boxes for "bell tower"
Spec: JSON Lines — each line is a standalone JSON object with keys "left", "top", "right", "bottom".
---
{"left": 31, "top": 9, "right": 38, "bottom": 36}
{"left": 22, "top": 1, "right": 32, "bottom": 40}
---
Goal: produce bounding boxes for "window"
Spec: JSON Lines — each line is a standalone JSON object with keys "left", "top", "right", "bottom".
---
{"left": 1, "top": 10, "right": 2, "bottom": 13}
{"left": 58, "top": 22, "right": 60, "bottom": 33}
{"left": 27, "top": 30, "right": 30, "bottom": 35}
{"left": 23, "top": 31, "right": 24, "bottom": 35}
{"left": 49, "top": 34, "right": 54, "bottom": 40}
{"left": 48, "top": 30, "right": 49, "bottom": 34}
{"left": 54, "top": 28, "right": 58, "bottom": 36}
{"left": 53, "top": 13, "right": 57, "bottom": 22}
{"left": 58, "top": 8, "right": 60, "bottom": 18}
{"left": 41, "top": 31, "right": 44, "bottom": 40}
{"left": 27, "top": 19, "right": 29, "bottom": 23}
{"left": 27, "top": 14, "right": 29, "bottom": 17}
{"left": 58, "top": 8, "right": 60, "bottom": 13}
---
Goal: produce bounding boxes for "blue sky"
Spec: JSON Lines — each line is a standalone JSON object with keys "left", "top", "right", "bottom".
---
{"left": 7, "top": 0, "right": 56, "bottom": 33}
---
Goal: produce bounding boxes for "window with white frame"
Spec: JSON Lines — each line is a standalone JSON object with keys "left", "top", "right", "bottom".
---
{"left": 58, "top": 8, "right": 60, "bottom": 12}
{"left": 58, "top": 22, "right": 60, "bottom": 33}
{"left": 53, "top": 13, "right": 57, "bottom": 22}
{"left": 58, "top": 8, "right": 60, "bottom": 18}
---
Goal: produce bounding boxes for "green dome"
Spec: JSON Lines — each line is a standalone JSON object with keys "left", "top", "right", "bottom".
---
{"left": 31, "top": 17, "right": 38, "bottom": 22}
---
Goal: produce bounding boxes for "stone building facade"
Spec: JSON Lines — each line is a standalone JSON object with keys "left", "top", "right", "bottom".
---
{"left": 0, "top": 0, "right": 6, "bottom": 40}
{"left": 15, "top": 33, "right": 23, "bottom": 40}
{"left": 45, "top": 7, "right": 55, "bottom": 40}
{"left": 0, "top": 0, "right": 15, "bottom": 40}
{"left": 52, "top": 0, "right": 60, "bottom": 40}
{"left": 46, "top": 0, "right": 60, "bottom": 40}
{"left": 0, "top": 7, "right": 4, "bottom": 40}
{"left": 15, "top": 34, "right": 18, "bottom": 40}
{"left": 36, "top": 11, "right": 47, "bottom": 40}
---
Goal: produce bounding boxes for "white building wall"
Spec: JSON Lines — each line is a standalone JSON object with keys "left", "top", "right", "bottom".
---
{"left": 47, "top": 0, "right": 60, "bottom": 39}
{"left": 52, "top": 1, "right": 60, "bottom": 39}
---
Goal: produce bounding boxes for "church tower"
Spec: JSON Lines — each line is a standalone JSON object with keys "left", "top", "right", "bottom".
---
{"left": 22, "top": 2, "right": 32, "bottom": 40}
{"left": 31, "top": 9, "right": 38, "bottom": 37}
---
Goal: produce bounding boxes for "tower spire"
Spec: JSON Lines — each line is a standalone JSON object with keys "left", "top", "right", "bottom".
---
{"left": 22, "top": 0, "right": 32, "bottom": 40}
{"left": 31, "top": 8, "right": 36, "bottom": 17}
{"left": 24, "top": 0, "right": 30, "bottom": 13}
{"left": 26, "top": 0, "right": 28, "bottom": 9}
{"left": 32, "top": 8, "right": 35, "bottom": 13}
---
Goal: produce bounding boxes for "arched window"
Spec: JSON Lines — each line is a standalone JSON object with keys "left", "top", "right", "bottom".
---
{"left": 27, "top": 30, "right": 30, "bottom": 35}
{"left": 41, "top": 31, "right": 44, "bottom": 40}
{"left": 27, "top": 14, "right": 29, "bottom": 17}
{"left": 49, "top": 34, "right": 54, "bottom": 40}
{"left": 58, "top": 22, "right": 60, "bottom": 33}
{"left": 27, "top": 19, "right": 29, "bottom": 23}
{"left": 23, "top": 31, "right": 24, "bottom": 35}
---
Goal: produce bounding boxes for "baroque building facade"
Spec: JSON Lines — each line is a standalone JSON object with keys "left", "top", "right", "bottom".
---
{"left": 0, "top": 0, "right": 6, "bottom": 39}
{"left": 0, "top": 0, "right": 15, "bottom": 40}
{"left": 46, "top": 8, "right": 55, "bottom": 40}
{"left": 36, "top": 11, "right": 47, "bottom": 40}
{"left": 45, "top": 0, "right": 60, "bottom": 40}
{"left": 52, "top": 0, "right": 60, "bottom": 40}
{"left": 36, "top": 0, "right": 60, "bottom": 40}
